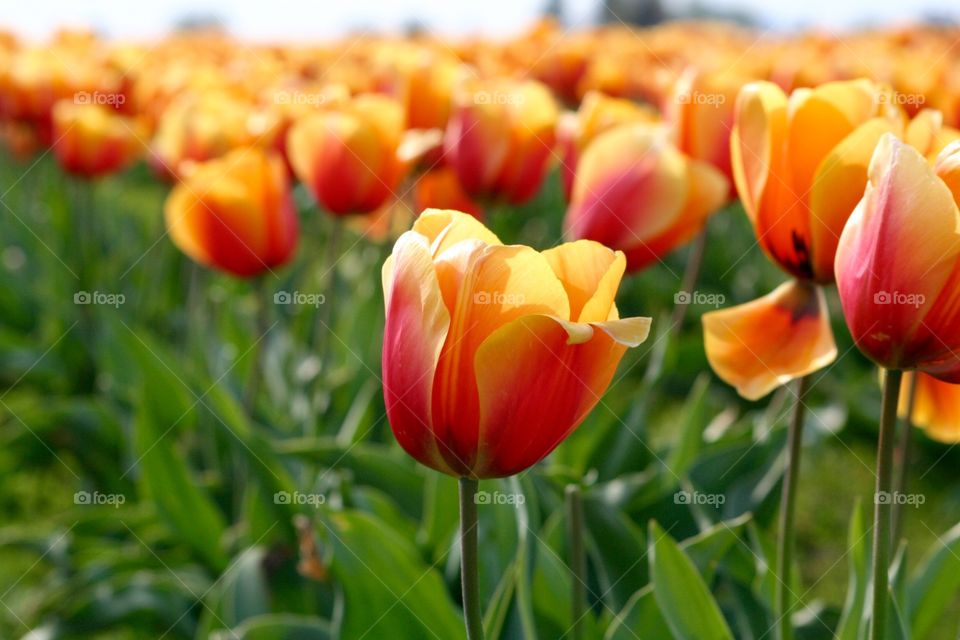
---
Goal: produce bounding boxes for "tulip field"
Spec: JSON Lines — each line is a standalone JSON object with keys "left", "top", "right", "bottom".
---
{"left": 6, "top": 15, "right": 960, "bottom": 640}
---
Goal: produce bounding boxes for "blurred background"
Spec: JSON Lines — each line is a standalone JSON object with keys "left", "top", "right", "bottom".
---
{"left": 5, "top": 0, "right": 960, "bottom": 40}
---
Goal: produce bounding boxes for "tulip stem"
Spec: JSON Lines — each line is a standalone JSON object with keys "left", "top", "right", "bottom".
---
{"left": 891, "top": 373, "right": 918, "bottom": 548}
{"left": 775, "top": 374, "right": 810, "bottom": 640}
{"left": 870, "top": 369, "right": 903, "bottom": 640}
{"left": 244, "top": 276, "right": 271, "bottom": 415}
{"left": 670, "top": 225, "right": 709, "bottom": 336}
{"left": 459, "top": 476, "right": 484, "bottom": 640}
{"left": 566, "top": 484, "right": 587, "bottom": 640}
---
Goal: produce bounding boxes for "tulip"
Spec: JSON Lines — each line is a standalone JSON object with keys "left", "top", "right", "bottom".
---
{"left": 444, "top": 79, "right": 559, "bottom": 205}
{"left": 556, "top": 90, "right": 659, "bottom": 200}
{"left": 667, "top": 66, "right": 745, "bottom": 193}
{"left": 382, "top": 208, "right": 650, "bottom": 478}
{"left": 899, "top": 373, "right": 960, "bottom": 443}
{"left": 564, "top": 122, "right": 728, "bottom": 272}
{"left": 835, "top": 135, "right": 960, "bottom": 377}
{"left": 51, "top": 101, "right": 146, "bottom": 177}
{"left": 287, "top": 94, "right": 434, "bottom": 216}
{"left": 164, "top": 147, "right": 298, "bottom": 277}
{"left": 414, "top": 167, "right": 483, "bottom": 221}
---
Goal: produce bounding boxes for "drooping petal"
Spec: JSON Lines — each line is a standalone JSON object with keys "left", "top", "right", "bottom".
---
{"left": 834, "top": 134, "right": 960, "bottom": 369}
{"left": 473, "top": 314, "right": 650, "bottom": 477}
{"left": 702, "top": 280, "right": 837, "bottom": 400}
{"left": 381, "top": 231, "right": 455, "bottom": 475}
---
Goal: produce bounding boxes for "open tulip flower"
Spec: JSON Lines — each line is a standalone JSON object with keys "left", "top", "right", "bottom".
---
{"left": 444, "top": 79, "right": 559, "bottom": 205}
{"left": 51, "top": 100, "right": 146, "bottom": 177}
{"left": 703, "top": 79, "right": 960, "bottom": 400}
{"left": 835, "top": 135, "right": 960, "bottom": 379}
{"left": 564, "top": 122, "right": 729, "bottom": 272}
{"left": 287, "top": 94, "right": 439, "bottom": 216}
{"left": 164, "top": 147, "right": 298, "bottom": 277}
{"left": 381, "top": 208, "right": 651, "bottom": 478}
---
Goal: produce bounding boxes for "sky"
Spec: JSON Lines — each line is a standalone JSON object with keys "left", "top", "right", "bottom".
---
{"left": 2, "top": 0, "right": 959, "bottom": 40}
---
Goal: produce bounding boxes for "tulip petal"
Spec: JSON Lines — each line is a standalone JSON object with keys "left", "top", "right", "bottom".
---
{"left": 411, "top": 208, "right": 501, "bottom": 255}
{"left": 835, "top": 134, "right": 960, "bottom": 368}
{"left": 901, "top": 373, "right": 960, "bottom": 443}
{"left": 541, "top": 240, "right": 626, "bottom": 322}
{"left": 473, "top": 314, "right": 649, "bottom": 477}
{"left": 381, "top": 231, "right": 455, "bottom": 475}
{"left": 809, "top": 118, "right": 899, "bottom": 282}
{"left": 702, "top": 280, "right": 837, "bottom": 400}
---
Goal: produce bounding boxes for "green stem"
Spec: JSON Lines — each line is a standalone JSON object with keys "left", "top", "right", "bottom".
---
{"left": 891, "top": 373, "right": 918, "bottom": 546}
{"left": 775, "top": 375, "right": 810, "bottom": 640}
{"left": 870, "top": 369, "right": 903, "bottom": 640}
{"left": 243, "top": 277, "right": 271, "bottom": 415}
{"left": 566, "top": 484, "right": 587, "bottom": 640}
{"left": 669, "top": 225, "right": 709, "bottom": 336}
{"left": 459, "top": 477, "right": 484, "bottom": 640}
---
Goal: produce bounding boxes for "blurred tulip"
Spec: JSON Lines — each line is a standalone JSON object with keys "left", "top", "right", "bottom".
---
{"left": 835, "top": 134, "right": 960, "bottom": 379}
{"left": 381, "top": 209, "right": 650, "bottom": 478}
{"left": 444, "top": 79, "right": 559, "bottom": 205}
{"left": 51, "top": 101, "right": 146, "bottom": 177}
{"left": 564, "top": 123, "right": 728, "bottom": 272}
{"left": 164, "top": 147, "right": 298, "bottom": 277}
{"left": 287, "top": 94, "right": 435, "bottom": 215}
{"left": 414, "top": 167, "right": 484, "bottom": 220}
{"left": 899, "top": 373, "right": 960, "bottom": 443}
{"left": 557, "top": 90, "right": 659, "bottom": 199}
{"left": 667, "top": 66, "right": 745, "bottom": 193}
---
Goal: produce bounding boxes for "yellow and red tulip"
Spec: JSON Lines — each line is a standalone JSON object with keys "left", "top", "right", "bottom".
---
{"left": 381, "top": 209, "right": 650, "bottom": 478}
{"left": 835, "top": 135, "right": 960, "bottom": 379}
{"left": 51, "top": 100, "right": 146, "bottom": 177}
{"left": 164, "top": 147, "right": 298, "bottom": 278}
{"left": 444, "top": 79, "right": 559, "bottom": 205}
{"left": 564, "top": 122, "right": 728, "bottom": 272}
{"left": 286, "top": 94, "right": 428, "bottom": 216}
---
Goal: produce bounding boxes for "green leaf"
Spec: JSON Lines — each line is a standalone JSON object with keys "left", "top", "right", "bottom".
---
{"left": 604, "top": 586, "right": 672, "bottom": 640}
{"left": 835, "top": 498, "right": 869, "bottom": 640}
{"left": 322, "top": 510, "right": 466, "bottom": 640}
{"left": 649, "top": 521, "right": 734, "bottom": 640}
{"left": 909, "top": 521, "right": 960, "bottom": 639}
{"left": 210, "top": 614, "right": 332, "bottom": 640}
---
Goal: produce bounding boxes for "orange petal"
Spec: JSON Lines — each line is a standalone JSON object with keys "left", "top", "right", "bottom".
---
{"left": 702, "top": 280, "right": 837, "bottom": 400}
{"left": 473, "top": 314, "right": 650, "bottom": 477}
{"left": 900, "top": 372, "right": 960, "bottom": 443}
{"left": 541, "top": 240, "right": 626, "bottom": 322}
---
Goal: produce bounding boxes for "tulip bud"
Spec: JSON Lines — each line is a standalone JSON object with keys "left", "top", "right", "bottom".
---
{"left": 382, "top": 209, "right": 650, "bottom": 477}
{"left": 164, "top": 148, "right": 298, "bottom": 278}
